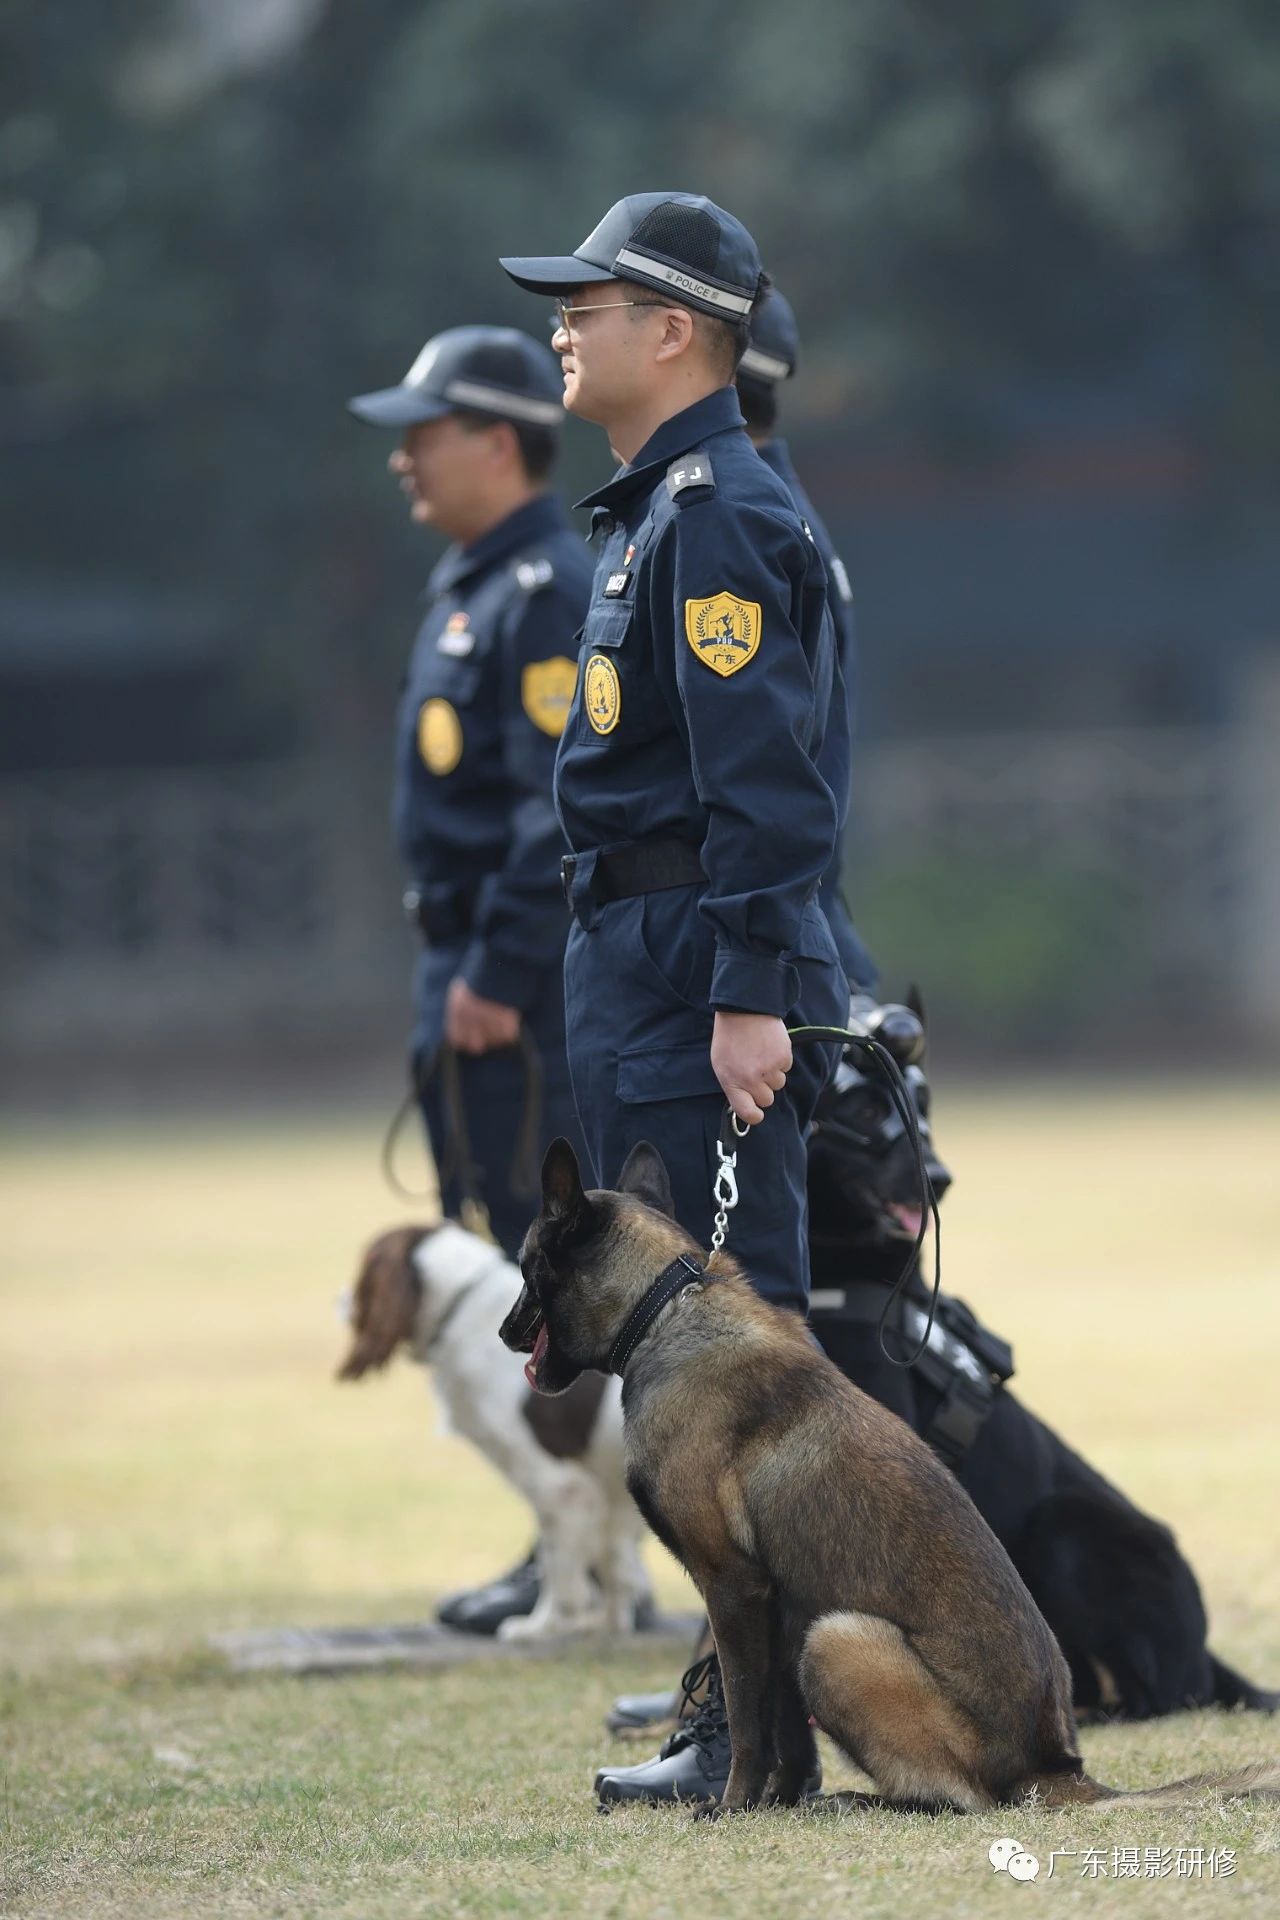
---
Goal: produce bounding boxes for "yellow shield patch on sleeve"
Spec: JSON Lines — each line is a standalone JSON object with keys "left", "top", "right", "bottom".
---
{"left": 418, "top": 697, "right": 463, "bottom": 775}
{"left": 521, "top": 656, "right": 578, "bottom": 738}
{"left": 684, "top": 592, "right": 761, "bottom": 677}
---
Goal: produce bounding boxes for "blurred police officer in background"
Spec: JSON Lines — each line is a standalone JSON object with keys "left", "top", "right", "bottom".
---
{"left": 501, "top": 194, "right": 850, "bottom": 1800}
{"left": 736, "top": 288, "right": 877, "bottom": 995}
{"left": 348, "top": 326, "right": 596, "bottom": 1633}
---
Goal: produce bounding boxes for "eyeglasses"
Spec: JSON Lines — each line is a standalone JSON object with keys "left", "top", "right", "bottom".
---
{"left": 549, "top": 298, "right": 656, "bottom": 334}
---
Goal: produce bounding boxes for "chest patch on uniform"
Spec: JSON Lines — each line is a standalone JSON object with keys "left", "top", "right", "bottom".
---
{"left": 603, "top": 570, "right": 630, "bottom": 597}
{"left": 418, "top": 697, "right": 463, "bottom": 774}
{"left": 684, "top": 592, "right": 761, "bottom": 678}
{"left": 437, "top": 611, "right": 475, "bottom": 657}
{"left": 522, "top": 656, "right": 578, "bottom": 737}
{"left": 584, "top": 654, "right": 621, "bottom": 734}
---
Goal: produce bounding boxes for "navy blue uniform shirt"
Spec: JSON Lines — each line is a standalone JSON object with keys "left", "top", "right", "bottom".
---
{"left": 555, "top": 387, "right": 849, "bottom": 1018}
{"left": 393, "top": 493, "right": 592, "bottom": 1009}
{"left": 756, "top": 437, "right": 874, "bottom": 989}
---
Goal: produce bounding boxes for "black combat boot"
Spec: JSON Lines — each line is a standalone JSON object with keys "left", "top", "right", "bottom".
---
{"left": 435, "top": 1546, "right": 539, "bottom": 1635}
{"left": 595, "top": 1652, "right": 822, "bottom": 1806}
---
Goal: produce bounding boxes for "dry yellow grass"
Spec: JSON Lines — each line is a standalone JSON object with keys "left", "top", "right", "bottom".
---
{"left": 2, "top": 1082, "right": 1278, "bottom": 1917}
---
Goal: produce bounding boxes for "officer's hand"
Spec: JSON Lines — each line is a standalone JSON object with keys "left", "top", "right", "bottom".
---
{"left": 445, "top": 977, "right": 521, "bottom": 1055}
{"left": 711, "top": 1011, "right": 791, "bottom": 1127}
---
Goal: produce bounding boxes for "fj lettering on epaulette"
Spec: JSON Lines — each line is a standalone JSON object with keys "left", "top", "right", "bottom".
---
{"left": 515, "top": 557, "right": 555, "bottom": 592}
{"left": 666, "top": 452, "right": 714, "bottom": 500}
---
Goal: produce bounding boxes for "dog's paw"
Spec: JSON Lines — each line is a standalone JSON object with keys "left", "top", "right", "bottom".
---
{"left": 693, "top": 1797, "right": 754, "bottom": 1822}
{"left": 495, "top": 1613, "right": 549, "bottom": 1643}
{"left": 497, "top": 1608, "right": 605, "bottom": 1643}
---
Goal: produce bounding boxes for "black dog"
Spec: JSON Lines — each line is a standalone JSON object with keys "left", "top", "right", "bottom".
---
{"left": 806, "top": 992, "right": 1278, "bottom": 1722}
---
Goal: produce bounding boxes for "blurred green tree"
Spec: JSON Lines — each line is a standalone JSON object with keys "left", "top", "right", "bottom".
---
{"left": 2, "top": 0, "right": 1276, "bottom": 757}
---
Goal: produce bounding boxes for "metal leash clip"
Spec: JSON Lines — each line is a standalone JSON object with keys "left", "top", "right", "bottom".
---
{"left": 711, "top": 1111, "right": 749, "bottom": 1253}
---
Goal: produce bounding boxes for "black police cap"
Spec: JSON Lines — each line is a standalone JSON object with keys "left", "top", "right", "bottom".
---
{"left": 501, "top": 192, "right": 764, "bottom": 322}
{"left": 737, "top": 287, "right": 799, "bottom": 386}
{"left": 347, "top": 325, "right": 564, "bottom": 430}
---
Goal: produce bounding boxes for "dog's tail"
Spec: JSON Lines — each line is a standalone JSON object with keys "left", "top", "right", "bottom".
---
{"left": 1038, "top": 1759, "right": 1280, "bottom": 1809}
{"left": 1209, "top": 1654, "right": 1280, "bottom": 1714}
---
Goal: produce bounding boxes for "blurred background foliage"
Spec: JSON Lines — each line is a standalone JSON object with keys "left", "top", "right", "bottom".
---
{"left": 2, "top": 1, "right": 1279, "bottom": 1068}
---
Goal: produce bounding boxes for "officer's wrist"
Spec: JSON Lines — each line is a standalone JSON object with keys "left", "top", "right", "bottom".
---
{"left": 458, "top": 942, "right": 548, "bottom": 1013}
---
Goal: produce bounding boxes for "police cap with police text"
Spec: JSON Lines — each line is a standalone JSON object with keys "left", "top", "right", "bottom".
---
{"left": 500, "top": 193, "right": 764, "bottom": 322}
{"left": 347, "top": 325, "right": 565, "bottom": 430}
{"left": 737, "top": 287, "right": 799, "bottom": 387}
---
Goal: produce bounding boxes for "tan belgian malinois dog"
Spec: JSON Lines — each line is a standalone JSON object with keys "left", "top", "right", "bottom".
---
{"left": 500, "top": 1138, "right": 1280, "bottom": 1816}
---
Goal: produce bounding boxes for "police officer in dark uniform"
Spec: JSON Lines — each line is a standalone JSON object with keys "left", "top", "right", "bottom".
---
{"left": 500, "top": 194, "right": 848, "bottom": 1800}
{"left": 501, "top": 195, "right": 849, "bottom": 1315}
{"left": 349, "top": 326, "right": 595, "bottom": 1630}
{"left": 589, "top": 286, "right": 887, "bottom": 1802}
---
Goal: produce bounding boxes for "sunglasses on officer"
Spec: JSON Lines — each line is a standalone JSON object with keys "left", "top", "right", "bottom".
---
{"left": 549, "top": 296, "right": 662, "bottom": 334}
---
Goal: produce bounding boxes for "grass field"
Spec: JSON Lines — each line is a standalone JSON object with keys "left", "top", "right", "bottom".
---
{"left": 3, "top": 1082, "right": 1279, "bottom": 1918}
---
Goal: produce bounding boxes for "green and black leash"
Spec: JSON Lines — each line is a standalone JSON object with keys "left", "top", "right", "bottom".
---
{"left": 716, "top": 1022, "right": 943, "bottom": 1370}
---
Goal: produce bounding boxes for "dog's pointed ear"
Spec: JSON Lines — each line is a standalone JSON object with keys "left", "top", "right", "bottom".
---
{"left": 617, "top": 1141, "right": 675, "bottom": 1219}
{"left": 541, "top": 1137, "right": 589, "bottom": 1221}
{"left": 905, "top": 982, "right": 927, "bottom": 1030}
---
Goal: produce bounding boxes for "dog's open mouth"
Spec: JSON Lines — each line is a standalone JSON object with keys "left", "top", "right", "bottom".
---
{"left": 500, "top": 1287, "right": 548, "bottom": 1385}
{"left": 525, "top": 1321, "right": 549, "bottom": 1389}
{"left": 885, "top": 1201, "right": 925, "bottom": 1240}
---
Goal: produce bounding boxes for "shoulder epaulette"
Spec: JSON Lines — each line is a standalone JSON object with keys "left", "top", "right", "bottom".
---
{"left": 666, "top": 452, "right": 715, "bottom": 502}
{"left": 514, "top": 556, "right": 555, "bottom": 592}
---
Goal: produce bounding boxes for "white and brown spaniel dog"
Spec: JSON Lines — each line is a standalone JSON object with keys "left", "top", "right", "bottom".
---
{"left": 337, "top": 1220, "right": 650, "bottom": 1640}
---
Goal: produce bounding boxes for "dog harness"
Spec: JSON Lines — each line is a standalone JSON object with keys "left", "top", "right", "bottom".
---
{"left": 809, "top": 1281, "right": 1015, "bottom": 1471}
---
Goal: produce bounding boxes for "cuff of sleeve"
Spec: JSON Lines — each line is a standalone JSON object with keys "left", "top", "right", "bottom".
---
{"left": 459, "top": 942, "right": 548, "bottom": 1012}
{"left": 710, "top": 947, "right": 800, "bottom": 1018}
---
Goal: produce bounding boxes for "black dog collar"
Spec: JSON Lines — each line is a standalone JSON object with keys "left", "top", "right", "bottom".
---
{"left": 606, "top": 1253, "right": 705, "bottom": 1376}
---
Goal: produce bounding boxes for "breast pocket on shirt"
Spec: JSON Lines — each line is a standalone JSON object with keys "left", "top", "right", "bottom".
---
{"left": 576, "top": 600, "right": 663, "bottom": 746}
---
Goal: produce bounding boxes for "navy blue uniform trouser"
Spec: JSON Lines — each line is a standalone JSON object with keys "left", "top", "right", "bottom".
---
{"left": 412, "top": 941, "right": 587, "bottom": 1261}
{"left": 563, "top": 884, "right": 847, "bottom": 1314}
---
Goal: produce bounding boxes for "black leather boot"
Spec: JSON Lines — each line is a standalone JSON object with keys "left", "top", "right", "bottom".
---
{"left": 604, "top": 1687, "right": 680, "bottom": 1734}
{"left": 435, "top": 1547, "right": 539, "bottom": 1635}
{"left": 595, "top": 1653, "right": 822, "bottom": 1806}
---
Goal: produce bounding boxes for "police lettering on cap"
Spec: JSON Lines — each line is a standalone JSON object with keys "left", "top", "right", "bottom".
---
{"left": 500, "top": 192, "right": 764, "bottom": 322}
{"left": 347, "top": 325, "right": 565, "bottom": 431}
{"left": 737, "top": 287, "right": 799, "bottom": 386}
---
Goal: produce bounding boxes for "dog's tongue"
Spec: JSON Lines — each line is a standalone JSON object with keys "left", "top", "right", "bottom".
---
{"left": 524, "top": 1323, "right": 549, "bottom": 1389}
{"left": 889, "top": 1202, "right": 924, "bottom": 1238}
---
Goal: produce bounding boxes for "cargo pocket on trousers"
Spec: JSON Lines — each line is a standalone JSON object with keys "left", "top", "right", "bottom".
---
{"left": 616, "top": 1040, "right": 722, "bottom": 1106}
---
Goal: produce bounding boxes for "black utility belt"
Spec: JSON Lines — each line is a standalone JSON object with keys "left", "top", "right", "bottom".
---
{"left": 402, "top": 885, "right": 477, "bottom": 946}
{"left": 561, "top": 838, "right": 705, "bottom": 913}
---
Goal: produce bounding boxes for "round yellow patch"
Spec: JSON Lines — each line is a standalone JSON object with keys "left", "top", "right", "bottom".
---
{"left": 418, "top": 697, "right": 463, "bottom": 774}
{"left": 521, "top": 656, "right": 578, "bottom": 738}
{"left": 584, "top": 654, "right": 621, "bottom": 735}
